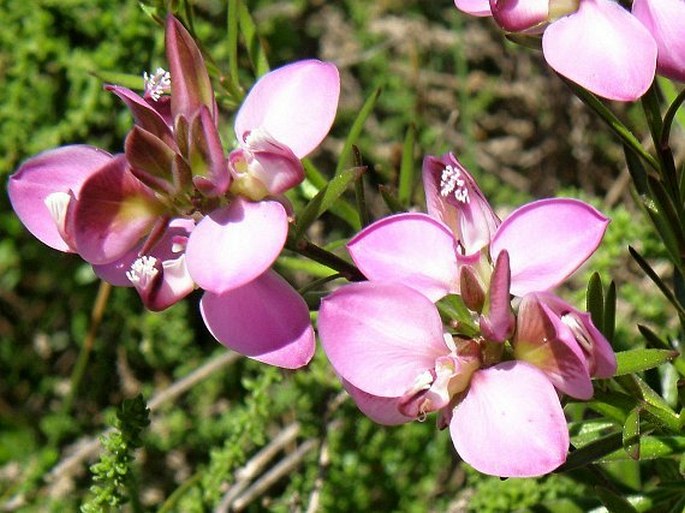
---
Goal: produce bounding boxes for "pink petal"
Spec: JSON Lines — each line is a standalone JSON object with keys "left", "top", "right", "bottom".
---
{"left": 341, "top": 378, "right": 412, "bottom": 426}
{"left": 515, "top": 294, "right": 593, "bottom": 400}
{"left": 200, "top": 270, "right": 315, "bottom": 369}
{"left": 454, "top": 0, "right": 492, "bottom": 16}
{"left": 451, "top": 361, "right": 569, "bottom": 477}
{"left": 8, "top": 145, "right": 113, "bottom": 252}
{"left": 535, "top": 292, "right": 617, "bottom": 379}
{"left": 235, "top": 60, "right": 340, "bottom": 158}
{"left": 348, "top": 213, "right": 460, "bottom": 302}
{"left": 230, "top": 130, "right": 305, "bottom": 197}
{"left": 489, "top": 0, "right": 548, "bottom": 32}
{"left": 318, "top": 281, "right": 448, "bottom": 398}
{"left": 165, "top": 15, "right": 216, "bottom": 120}
{"left": 72, "top": 156, "right": 165, "bottom": 264}
{"left": 187, "top": 106, "right": 230, "bottom": 197}
{"left": 633, "top": 0, "right": 685, "bottom": 82}
{"left": 106, "top": 86, "right": 175, "bottom": 146}
{"left": 542, "top": 0, "right": 657, "bottom": 101}
{"left": 479, "top": 251, "right": 515, "bottom": 343}
{"left": 422, "top": 154, "right": 500, "bottom": 254}
{"left": 185, "top": 198, "right": 288, "bottom": 294}
{"left": 93, "top": 218, "right": 195, "bottom": 286}
{"left": 490, "top": 198, "right": 609, "bottom": 296}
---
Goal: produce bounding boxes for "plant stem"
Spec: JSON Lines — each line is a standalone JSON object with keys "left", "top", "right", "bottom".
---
{"left": 285, "top": 237, "right": 365, "bottom": 282}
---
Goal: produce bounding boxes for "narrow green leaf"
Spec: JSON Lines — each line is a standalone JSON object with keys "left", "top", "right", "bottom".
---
{"left": 601, "top": 435, "right": 685, "bottom": 461}
{"left": 586, "top": 272, "right": 604, "bottom": 332}
{"left": 378, "top": 185, "right": 407, "bottom": 214}
{"left": 615, "top": 348, "right": 680, "bottom": 375}
{"left": 226, "top": 0, "right": 243, "bottom": 97}
{"left": 504, "top": 32, "right": 543, "bottom": 51}
{"left": 637, "top": 324, "right": 671, "bottom": 350}
{"left": 595, "top": 486, "right": 640, "bottom": 513}
{"left": 557, "top": 432, "right": 623, "bottom": 472}
{"left": 615, "top": 374, "right": 681, "bottom": 432}
{"left": 604, "top": 281, "right": 616, "bottom": 343}
{"left": 301, "top": 160, "right": 359, "bottom": 228}
{"left": 335, "top": 87, "right": 381, "bottom": 176}
{"left": 294, "top": 166, "right": 364, "bottom": 239}
{"left": 659, "top": 76, "right": 685, "bottom": 148}
{"left": 629, "top": 246, "right": 685, "bottom": 318}
{"left": 623, "top": 144, "right": 649, "bottom": 196}
{"left": 398, "top": 123, "right": 416, "bottom": 205}
{"left": 589, "top": 390, "right": 637, "bottom": 424}
{"left": 352, "top": 146, "right": 370, "bottom": 227}
{"left": 623, "top": 407, "right": 641, "bottom": 460}
{"left": 562, "top": 77, "right": 659, "bottom": 171}
{"left": 276, "top": 256, "right": 337, "bottom": 278}
{"left": 238, "top": 0, "right": 270, "bottom": 77}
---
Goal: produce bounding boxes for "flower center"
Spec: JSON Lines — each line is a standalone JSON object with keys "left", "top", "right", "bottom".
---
{"left": 144, "top": 67, "right": 171, "bottom": 101}
{"left": 440, "top": 165, "right": 470, "bottom": 204}
{"left": 127, "top": 255, "right": 160, "bottom": 289}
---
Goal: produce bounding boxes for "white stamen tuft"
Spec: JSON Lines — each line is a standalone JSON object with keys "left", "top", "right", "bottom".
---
{"left": 561, "top": 313, "right": 593, "bottom": 352}
{"left": 439, "top": 165, "right": 470, "bottom": 204}
{"left": 127, "top": 255, "right": 160, "bottom": 288}
{"left": 144, "top": 67, "right": 171, "bottom": 101}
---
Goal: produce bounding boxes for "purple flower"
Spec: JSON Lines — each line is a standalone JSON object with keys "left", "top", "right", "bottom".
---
{"left": 455, "top": 0, "right": 658, "bottom": 101}
{"left": 7, "top": 16, "right": 341, "bottom": 369}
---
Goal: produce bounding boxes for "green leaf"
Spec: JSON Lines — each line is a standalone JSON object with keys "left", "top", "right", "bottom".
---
{"left": 615, "top": 348, "right": 680, "bottom": 375}
{"left": 604, "top": 280, "right": 616, "bottom": 343}
{"left": 294, "top": 166, "right": 364, "bottom": 239}
{"left": 238, "top": 0, "right": 269, "bottom": 77}
{"left": 225, "top": 0, "right": 243, "bottom": 98}
{"left": 335, "top": 87, "right": 381, "bottom": 176}
{"left": 623, "top": 407, "right": 641, "bottom": 460}
{"left": 595, "top": 486, "right": 639, "bottom": 513}
{"left": 398, "top": 123, "right": 416, "bottom": 205}
{"left": 378, "top": 185, "right": 407, "bottom": 214}
{"left": 637, "top": 324, "right": 671, "bottom": 350}
{"left": 586, "top": 272, "right": 604, "bottom": 333}
{"left": 302, "top": 159, "right": 359, "bottom": 229}
{"left": 629, "top": 246, "right": 685, "bottom": 318}
{"left": 558, "top": 431, "right": 623, "bottom": 472}
{"left": 276, "top": 256, "right": 337, "bottom": 278}
{"left": 615, "top": 374, "right": 681, "bottom": 431}
{"left": 602, "top": 435, "right": 685, "bottom": 461}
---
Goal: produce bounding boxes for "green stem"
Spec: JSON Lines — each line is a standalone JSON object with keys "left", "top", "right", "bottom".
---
{"left": 285, "top": 237, "right": 365, "bottom": 282}
{"left": 158, "top": 472, "right": 202, "bottom": 513}
{"left": 353, "top": 146, "right": 370, "bottom": 227}
{"left": 62, "top": 281, "right": 112, "bottom": 415}
{"left": 562, "top": 77, "right": 660, "bottom": 172}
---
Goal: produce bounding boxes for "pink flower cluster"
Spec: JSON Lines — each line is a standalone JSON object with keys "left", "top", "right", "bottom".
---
{"left": 317, "top": 154, "right": 617, "bottom": 477}
{"left": 454, "top": 0, "right": 685, "bottom": 101}
{"left": 8, "top": 16, "right": 341, "bottom": 369}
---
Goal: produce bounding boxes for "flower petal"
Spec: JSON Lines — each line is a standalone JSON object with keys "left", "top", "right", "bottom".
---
{"left": 318, "top": 281, "right": 448, "bottom": 398}
{"left": 422, "top": 153, "right": 500, "bottom": 254}
{"left": 165, "top": 15, "right": 216, "bottom": 120}
{"left": 451, "top": 361, "right": 569, "bottom": 477}
{"left": 106, "top": 85, "right": 175, "bottom": 145}
{"left": 185, "top": 198, "right": 288, "bottom": 293}
{"left": 235, "top": 60, "right": 340, "bottom": 158}
{"left": 348, "top": 213, "right": 460, "bottom": 301}
{"left": 633, "top": 0, "right": 685, "bottom": 82}
{"left": 542, "top": 0, "right": 657, "bottom": 101}
{"left": 454, "top": 0, "right": 492, "bottom": 17}
{"left": 8, "top": 145, "right": 113, "bottom": 252}
{"left": 72, "top": 156, "right": 165, "bottom": 264}
{"left": 201, "top": 270, "right": 315, "bottom": 369}
{"left": 491, "top": 198, "right": 609, "bottom": 296}
{"left": 489, "top": 0, "right": 548, "bottom": 32}
{"left": 515, "top": 294, "right": 593, "bottom": 400}
{"left": 341, "top": 378, "right": 412, "bottom": 426}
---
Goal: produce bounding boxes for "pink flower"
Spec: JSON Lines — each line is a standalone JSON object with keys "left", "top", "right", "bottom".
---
{"left": 632, "top": 0, "right": 685, "bottom": 82}
{"left": 317, "top": 153, "right": 616, "bottom": 476}
{"left": 454, "top": 0, "right": 658, "bottom": 101}
{"left": 7, "top": 16, "right": 340, "bottom": 369}
{"left": 318, "top": 281, "right": 570, "bottom": 477}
